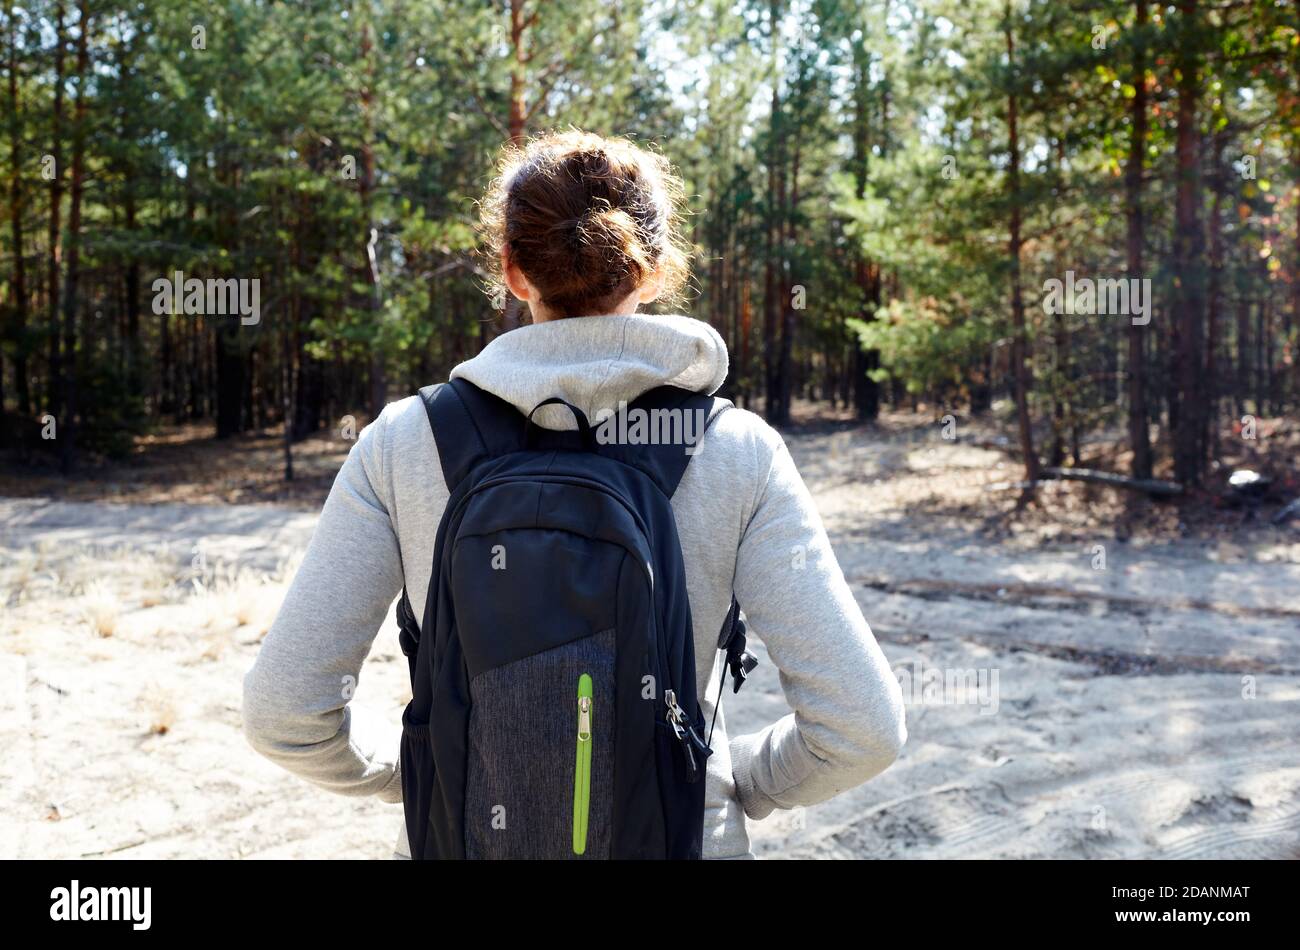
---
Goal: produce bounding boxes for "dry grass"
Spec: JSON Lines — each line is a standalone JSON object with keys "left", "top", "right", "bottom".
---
{"left": 4, "top": 542, "right": 181, "bottom": 616}
{"left": 1, "top": 534, "right": 299, "bottom": 661}
{"left": 80, "top": 580, "right": 121, "bottom": 638}
{"left": 186, "top": 554, "right": 299, "bottom": 659}
{"left": 143, "top": 690, "right": 179, "bottom": 736}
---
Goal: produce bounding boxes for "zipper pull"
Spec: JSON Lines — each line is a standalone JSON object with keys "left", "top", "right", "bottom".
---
{"left": 578, "top": 695, "right": 592, "bottom": 742}
{"left": 664, "top": 689, "right": 685, "bottom": 723}
{"left": 664, "top": 689, "right": 703, "bottom": 783}
{"left": 679, "top": 733, "right": 700, "bottom": 782}
{"left": 664, "top": 689, "right": 687, "bottom": 736}
{"left": 685, "top": 722, "right": 713, "bottom": 761}
{"left": 574, "top": 674, "right": 594, "bottom": 856}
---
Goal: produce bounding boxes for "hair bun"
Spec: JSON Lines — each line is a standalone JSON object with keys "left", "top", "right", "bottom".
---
{"left": 480, "top": 130, "right": 690, "bottom": 317}
{"left": 577, "top": 207, "right": 651, "bottom": 282}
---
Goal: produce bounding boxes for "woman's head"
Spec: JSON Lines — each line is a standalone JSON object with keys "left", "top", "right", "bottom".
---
{"left": 479, "top": 130, "right": 690, "bottom": 321}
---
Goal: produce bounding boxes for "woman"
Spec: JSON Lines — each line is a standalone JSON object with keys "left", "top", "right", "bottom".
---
{"left": 242, "top": 129, "right": 906, "bottom": 859}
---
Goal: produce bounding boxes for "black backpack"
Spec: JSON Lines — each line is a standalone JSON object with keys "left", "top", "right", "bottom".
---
{"left": 394, "top": 378, "right": 756, "bottom": 860}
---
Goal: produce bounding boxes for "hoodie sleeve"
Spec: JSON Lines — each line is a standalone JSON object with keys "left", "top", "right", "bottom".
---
{"left": 728, "top": 431, "right": 906, "bottom": 820}
{"left": 241, "top": 407, "right": 406, "bottom": 803}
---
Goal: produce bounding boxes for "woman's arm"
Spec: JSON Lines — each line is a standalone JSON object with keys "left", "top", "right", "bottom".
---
{"left": 729, "top": 431, "right": 907, "bottom": 819}
{"left": 241, "top": 408, "right": 406, "bottom": 802}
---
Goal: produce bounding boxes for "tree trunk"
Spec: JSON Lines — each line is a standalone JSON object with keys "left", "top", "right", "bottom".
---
{"left": 123, "top": 193, "right": 142, "bottom": 400}
{"left": 1048, "top": 311, "right": 1067, "bottom": 466}
{"left": 775, "top": 125, "right": 799, "bottom": 427}
{"left": 58, "top": 0, "right": 89, "bottom": 474}
{"left": 213, "top": 148, "right": 244, "bottom": 437}
{"left": 763, "top": 47, "right": 781, "bottom": 422}
{"left": 508, "top": 0, "right": 528, "bottom": 145}
{"left": 46, "top": 2, "right": 65, "bottom": 418}
{"left": 1204, "top": 130, "right": 1226, "bottom": 466}
{"left": 360, "top": 15, "right": 385, "bottom": 419}
{"left": 159, "top": 306, "right": 174, "bottom": 415}
{"left": 1005, "top": 11, "right": 1039, "bottom": 495}
{"left": 1170, "top": 0, "right": 1206, "bottom": 487}
{"left": 281, "top": 288, "right": 294, "bottom": 482}
{"left": 1125, "top": 0, "right": 1152, "bottom": 479}
{"left": 850, "top": 41, "right": 880, "bottom": 421}
{"left": 1293, "top": 142, "right": 1300, "bottom": 410}
{"left": 1252, "top": 294, "right": 1262, "bottom": 413}
{"left": 1048, "top": 134, "right": 1068, "bottom": 467}
{"left": 6, "top": 5, "right": 30, "bottom": 416}
{"left": 214, "top": 325, "right": 245, "bottom": 438}
{"left": 1235, "top": 297, "right": 1250, "bottom": 417}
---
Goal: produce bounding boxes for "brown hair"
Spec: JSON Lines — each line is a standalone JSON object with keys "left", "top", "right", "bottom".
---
{"left": 479, "top": 130, "right": 691, "bottom": 319}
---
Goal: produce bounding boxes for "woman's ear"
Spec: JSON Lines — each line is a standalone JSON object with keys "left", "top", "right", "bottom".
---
{"left": 636, "top": 264, "right": 667, "bottom": 305}
{"left": 502, "top": 248, "right": 534, "bottom": 303}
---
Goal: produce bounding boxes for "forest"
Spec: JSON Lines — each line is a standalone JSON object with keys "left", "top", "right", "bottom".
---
{"left": 1, "top": 0, "right": 1297, "bottom": 495}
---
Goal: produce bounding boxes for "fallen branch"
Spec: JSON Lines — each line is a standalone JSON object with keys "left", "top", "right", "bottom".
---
{"left": 1038, "top": 467, "right": 1183, "bottom": 496}
{"left": 985, "top": 467, "right": 1183, "bottom": 497}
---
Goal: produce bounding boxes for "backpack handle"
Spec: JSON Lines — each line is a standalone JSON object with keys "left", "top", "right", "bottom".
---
{"left": 524, "top": 397, "right": 596, "bottom": 450}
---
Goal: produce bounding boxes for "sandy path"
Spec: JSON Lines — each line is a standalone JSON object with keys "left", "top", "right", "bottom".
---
{"left": 2, "top": 426, "right": 1297, "bottom": 859}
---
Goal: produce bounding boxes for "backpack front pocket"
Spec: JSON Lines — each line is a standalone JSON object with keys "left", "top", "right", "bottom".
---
{"left": 464, "top": 630, "right": 615, "bottom": 859}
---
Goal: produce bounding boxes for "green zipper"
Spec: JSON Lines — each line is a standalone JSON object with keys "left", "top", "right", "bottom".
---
{"left": 573, "top": 673, "right": 593, "bottom": 855}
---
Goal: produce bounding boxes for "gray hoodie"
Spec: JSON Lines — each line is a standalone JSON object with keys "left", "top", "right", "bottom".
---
{"left": 242, "top": 313, "right": 906, "bottom": 859}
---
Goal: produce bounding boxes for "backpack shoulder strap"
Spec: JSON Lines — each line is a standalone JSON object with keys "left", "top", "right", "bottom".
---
{"left": 420, "top": 379, "right": 732, "bottom": 497}
{"left": 605, "top": 386, "right": 733, "bottom": 498}
{"left": 418, "top": 378, "right": 525, "bottom": 492}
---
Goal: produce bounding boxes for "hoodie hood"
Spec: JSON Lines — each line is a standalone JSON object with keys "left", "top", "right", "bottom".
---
{"left": 449, "top": 314, "right": 729, "bottom": 429}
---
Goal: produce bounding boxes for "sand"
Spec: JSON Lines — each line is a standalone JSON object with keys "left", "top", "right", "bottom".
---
{"left": 2, "top": 421, "right": 1297, "bottom": 859}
